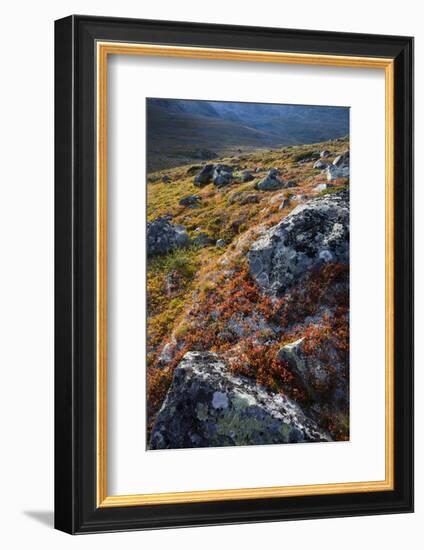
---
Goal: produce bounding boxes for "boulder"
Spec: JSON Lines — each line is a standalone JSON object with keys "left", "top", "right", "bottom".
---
{"left": 216, "top": 239, "right": 226, "bottom": 247}
{"left": 326, "top": 164, "right": 349, "bottom": 181}
{"left": 256, "top": 170, "right": 285, "bottom": 191}
{"left": 320, "top": 150, "right": 331, "bottom": 158}
{"left": 147, "top": 217, "right": 190, "bottom": 256}
{"left": 162, "top": 175, "right": 171, "bottom": 183}
{"left": 194, "top": 164, "right": 214, "bottom": 186}
{"left": 248, "top": 190, "right": 349, "bottom": 296}
{"left": 212, "top": 164, "right": 233, "bottom": 187}
{"left": 149, "top": 351, "right": 331, "bottom": 449}
{"left": 179, "top": 194, "right": 201, "bottom": 207}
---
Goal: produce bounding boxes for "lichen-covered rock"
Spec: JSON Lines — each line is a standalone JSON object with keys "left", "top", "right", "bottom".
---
{"left": 248, "top": 190, "right": 349, "bottom": 295}
{"left": 149, "top": 351, "right": 331, "bottom": 449}
{"left": 147, "top": 217, "right": 190, "bottom": 256}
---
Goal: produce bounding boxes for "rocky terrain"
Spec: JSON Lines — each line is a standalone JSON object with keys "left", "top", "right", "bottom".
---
{"left": 146, "top": 137, "right": 350, "bottom": 449}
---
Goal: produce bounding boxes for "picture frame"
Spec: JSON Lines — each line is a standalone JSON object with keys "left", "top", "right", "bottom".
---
{"left": 54, "top": 15, "right": 414, "bottom": 534}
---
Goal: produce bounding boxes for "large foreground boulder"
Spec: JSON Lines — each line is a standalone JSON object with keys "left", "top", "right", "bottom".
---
{"left": 149, "top": 351, "right": 331, "bottom": 449}
{"left": 248, "top": 190, "right": 349, "bottom": 296}
{"left": 147, "top": 217, "right": 190, "bottom": 256}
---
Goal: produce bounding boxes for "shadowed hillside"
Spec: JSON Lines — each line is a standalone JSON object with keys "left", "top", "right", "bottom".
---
{"left": 147, "top": 98, "right": 349, "bottom": 172}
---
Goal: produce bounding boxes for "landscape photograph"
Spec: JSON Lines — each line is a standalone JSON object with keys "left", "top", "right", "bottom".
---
{"left": 146, "top": 98, "right": 350, "bottom": 450}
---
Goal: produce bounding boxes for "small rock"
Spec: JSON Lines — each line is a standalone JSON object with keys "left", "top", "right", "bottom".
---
{"left": 313, "top": 159, "right": 329, "bottom": 170}
{"left": 192, "top": 232, "right": 214, "bottom": 247}
{"left": 162, "top": 175, "right": 171, "bottom": 183}
{"left": 179, "top": 194, "right": 201, "bottom": 207}
{"left": 320, "top": 150, "right": 331, "bottom": 158}
{"left": 216, "top": 239, "right": 226, "bottom": 247}
{"left": 240, "top": 194, "right": 260, "bottom": 205}
{"left": 241, "top": 170, "right": 254, "bottom": 182}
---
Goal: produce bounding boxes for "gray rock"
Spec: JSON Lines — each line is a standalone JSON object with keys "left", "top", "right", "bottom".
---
{"left": 256, "top": 171, "right": 285, "bottom": 191}
{"left": 179, "top": 194, "right": 201, "bottom": 207}
{"left": 313, "top": 159, "right": 329, "bottom": 170}
{"left": 216, "top": 239, "right": 226, "bottom": 247}
{"left": 147, "top": 217, "right": 190, "bottom": 256}
{"left": 212, "top": 164, "right": 233, "bottom": 187}
{"left": 326, "top": 164, "right": 349, "bottom": 181}
{"left": 192, "top": 232, "right": 214, "bottom": 247}
{"left": 240, "top": 194, "right": 260, "bottom": 205}
{"left": 248, "top": 190, "right": 349, "bottom": 296}
{"left": 320, "top": 150, "right": 331, "bottom": 158}
{"left": 333, "top": 151, "right": 349, "bottom": 167}
{"left": 162, "top": 175, "right": 171, "bottom": 183}
{"left": 276, "top": 338, "right": 348, "bottom": 409}
{"left": 149, "top": 351, "right": 331, "bottom": 449}
{"left": 194, "top": 164, "right": 214, "bottom": 186}
{"left": 241, "top": 170, "right": 254, "bottom": 182}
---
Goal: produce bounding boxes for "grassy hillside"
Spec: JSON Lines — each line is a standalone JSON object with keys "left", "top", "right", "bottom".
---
{"left": 146, "top": 137, "right": 350, "bottom": 442}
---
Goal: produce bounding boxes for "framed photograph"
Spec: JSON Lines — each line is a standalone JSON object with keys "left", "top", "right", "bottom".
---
{"left": 54, "top": 15, "right": 413, "bottom": 534}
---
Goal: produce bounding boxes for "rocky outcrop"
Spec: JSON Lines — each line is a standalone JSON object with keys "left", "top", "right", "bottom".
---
{"left": 248, "top": 190, "right": 349, "bottom": 295}
{"left": 149, "top": 351, "right": 331, "bottom": 449}
{"left": 147, "top": 217, "right": 190, "bottom": 256}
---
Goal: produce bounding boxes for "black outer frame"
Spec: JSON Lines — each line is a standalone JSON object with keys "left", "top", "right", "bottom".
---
{"left": 54, "top": 15, "right": 414, "bottom": 534}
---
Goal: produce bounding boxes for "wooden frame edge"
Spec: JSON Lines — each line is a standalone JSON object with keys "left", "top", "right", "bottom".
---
{"left": 96, "top": 42, "right": 395, "bottom": 508}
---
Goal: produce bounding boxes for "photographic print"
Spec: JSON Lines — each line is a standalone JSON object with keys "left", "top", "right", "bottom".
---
{"left": 146, "top": 98, "right": 350, "bottom": 450}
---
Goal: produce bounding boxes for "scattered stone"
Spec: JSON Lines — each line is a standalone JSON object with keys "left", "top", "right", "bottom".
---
{"left": 320, "top": 150, "right": 331, "bottom": 158}
{"left": 212, "top": 164, "right": 233, "bottom": 187}
{"left": 256, "top": 169, "right": 285, "bottom": 191}
{"left": 149, "top": 351, "right": 332, "bottom": 449}
{"left": 241, "top": 170, "right": 254, "bottom": 182}
{"left": 313, "top": 159, "right": 329, "bottom": 170}
{"left": 240, "top": 194, "right": 260, "bottom": 205}
{"left": 147, "top": 217, "right": 190, "bottom": 256}
{"left": 179, "top": 194, "right": 201, "bottom": 207}
{"left": 216, "top": 239, "right": 226, "bottom": 247}
{"left": 162, "top": 175, "right": 171, "bottom": 183}
{"left": 194, "top": 164, "right": 214, "bottom": 186}
{"left": 248, "top": 190, "right": 349, "bottom": 296}
{"left": 192, "top": 232, "right": 214, "bottom": 247}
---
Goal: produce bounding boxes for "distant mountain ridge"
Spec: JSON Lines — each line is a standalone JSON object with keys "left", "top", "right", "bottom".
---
{"left": 147, "top": 98, "right": 349, "bottom": 172}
